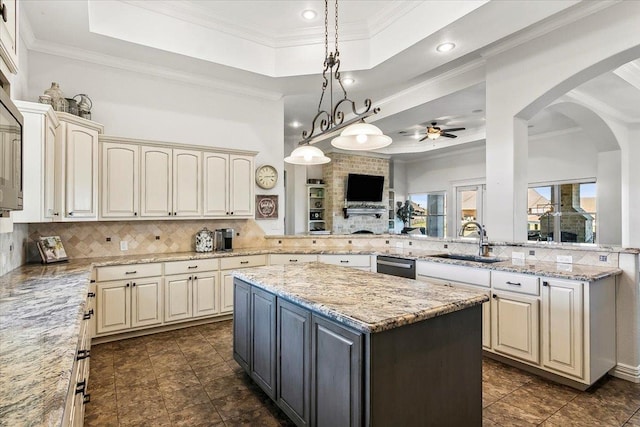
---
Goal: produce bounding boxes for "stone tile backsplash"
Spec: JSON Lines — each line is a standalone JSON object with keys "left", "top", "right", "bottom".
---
{"left": 27, "top": 219, "right": 267, "bottom": 260}
{"left": 0, "top": 223, "right": 28, "bottom": 276}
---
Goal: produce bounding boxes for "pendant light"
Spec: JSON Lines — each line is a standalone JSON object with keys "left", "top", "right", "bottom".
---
{"left": 285, "top": 0, "right": 390, "bottom": 165}
{"left": 284, "top": 145, "right": 331, "bottom": 165}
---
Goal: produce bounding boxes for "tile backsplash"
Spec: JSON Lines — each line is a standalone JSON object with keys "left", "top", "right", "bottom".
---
{"left": 28, "top": 219, "right": 267, "bottom": 260}
{"left": 0, "top": 223, "right": 28, "bottom": 276}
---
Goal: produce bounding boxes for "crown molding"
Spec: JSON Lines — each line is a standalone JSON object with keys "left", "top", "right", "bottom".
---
{"left": 480, "top": 0, "right": 619, "bottom": 60}
{"left": 26, "top": 38, "right": 283, "bottom": 102}
{"left": 367, "top": 2, "right": 423, "bottom": 38}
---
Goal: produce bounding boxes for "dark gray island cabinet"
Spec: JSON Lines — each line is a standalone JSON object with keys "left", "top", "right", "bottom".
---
{"left": 232, "top": 263, "right": 489, "bottom": 427}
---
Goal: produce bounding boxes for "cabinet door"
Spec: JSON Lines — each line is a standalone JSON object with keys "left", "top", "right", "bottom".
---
{"left": 140, "top": 146, "right": 172, "bottom": 217}
{"left": 221, "top": 272, "right": 234, "bottom": 314}
{"left": 541, "top": 279, "right": 583, "bottom": 378}
{"left": 0, "top": 0, "right": 18, "bottom": 73}
{"left": 250, "top": 286, "right": 277, "bottom": 399}
{"left": 311, "top": 314, "right": 362, "bottom": 427}
{"left": 131, "top": 277, "right": 163, "bottom": 328}
{"left": 64, "top": 122, "right": 99, "bottom": 219}
{"left": 491, "top": 292, "right": 539, "bottom": 364}
{"left": 278, "top": 299, "right": 311, "bottom": 427}
{"left": 43, "top": 115, "right": 57, "bottom": 219}
{"left": 96, "top": 281, "right": 130, "bottom": 334}
{"left": 233, "top": 279, "right": 251, "bottom": 371}
{"left": 173, "top": 149, "right": 202, "bottom": 216}
{"left": 203, "top": 152, "right": 229, "bottom": 216}
{"left": 164, "top": 274, "right": 192, "bottom": 322}
{"left": 229, "top": 155, "right": 254, "bottom": 216}
{"left": 101, "top": 142, "right": 139, "bottom": 218}
{"left": 193, "top": 272, "right": 219, "bottom": 317}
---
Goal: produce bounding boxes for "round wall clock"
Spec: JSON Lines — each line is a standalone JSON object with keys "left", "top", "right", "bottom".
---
{"left": 256, "top": 164, "right": 278, "bottom": 189}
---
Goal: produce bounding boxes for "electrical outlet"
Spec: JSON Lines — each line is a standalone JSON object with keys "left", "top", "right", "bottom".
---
{"left": 557, "top": 255, "right": 572, "bottom": 264}
{"left": 512, "top": 251, "right": 525, "bottom": 260}
{"left": 155, "top": 236, "right": 160, "bottom": 240}
{"left": 599, "top": 255, "right": 608, "bottom": 262}
{"left": 529, "top": 250, "right": 535, "bottom": 256}
{"left": 444, "top": 244, "right": 448, "bottom": 249}
{"left": 120, "top": 241, "right": 128, "bottom": 251}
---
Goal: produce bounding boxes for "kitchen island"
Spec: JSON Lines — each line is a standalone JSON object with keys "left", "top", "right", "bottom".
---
{"left": 232, "top": 262, "right": 490, "bottom": 427}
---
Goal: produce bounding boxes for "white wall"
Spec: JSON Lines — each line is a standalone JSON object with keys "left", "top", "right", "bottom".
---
{"left": 26, "top": 51, "right": 285, "bottom": 234}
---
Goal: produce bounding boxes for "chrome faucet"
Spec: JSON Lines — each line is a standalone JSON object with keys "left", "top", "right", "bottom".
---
{"left": 459, "top": 221, "right": 490, "bottom": 257}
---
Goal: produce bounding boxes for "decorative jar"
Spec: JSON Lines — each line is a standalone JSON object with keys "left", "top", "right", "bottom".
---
{"left": 195, "top": 227, "right": 214, "bottom": 253}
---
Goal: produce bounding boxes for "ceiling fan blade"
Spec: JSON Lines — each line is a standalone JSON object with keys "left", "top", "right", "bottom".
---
{"left": 441, "top": 127, "right": 465, "bottom": 132}
{"left": 419, "top": 135, "right": 429, "bottom": 142}
{"left": 440, "top": 133, "right": 458, "bottom": 138}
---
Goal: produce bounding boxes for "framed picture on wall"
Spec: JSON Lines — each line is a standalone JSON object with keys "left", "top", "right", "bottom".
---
{"left": 37, "top": 236, "right": 69, "bottom": 264}
{"left": 256, "top": 195, "right": 278, "bottom": 219}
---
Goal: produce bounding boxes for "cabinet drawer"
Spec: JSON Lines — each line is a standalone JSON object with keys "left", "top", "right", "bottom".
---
{"left": 317, "top": 254, "right": 370, "bottom": 268}
{"left": 270, "top": 254, "right": 318, "bottom": 265}
{"left": 164, "top": 259, "right": 219, "bottom": 275}
{"left": 220, "top": 255, "right": 267, "bottom": 270}
{"left": 492, "top": 271, "right": 539, "bottom": 295}
{"left": 416, "top": 261, "right": 490, "bottom": 287}
{"left": 96, "top": 263, "right": 162, "bottom": 282}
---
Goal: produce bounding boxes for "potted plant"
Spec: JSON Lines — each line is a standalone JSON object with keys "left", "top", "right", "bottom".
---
{"left": 396, "top": 200, "right": 415, "bottom": 233}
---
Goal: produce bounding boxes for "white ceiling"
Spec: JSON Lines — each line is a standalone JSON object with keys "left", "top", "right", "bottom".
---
{"left": 21, "top": 1, "right": 640, "bottom": 162}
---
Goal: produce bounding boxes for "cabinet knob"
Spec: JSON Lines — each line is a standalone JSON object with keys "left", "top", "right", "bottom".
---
{"left": 134, "top": 212, "right": 137, "bottom": 216}
{"left": 126, "top": 283, "right": 130, "bottom": 287}
{"left": 543, "top": 281, "right": 549, "bottom": 287}
{"left": 53, "top": 212, "right": 59, "bottom": 216}
{"left": 231, "top": 211, "right": 234, "bottom": 215}
{"left": 194, "top": 276, "right": 197, "bottom": 280}
{"left": 68, "top": 212, "right": 74, "bottom": 216}
{"left": 492, "top": 294, "right": 497, "bottom": 299}
{"left": 174, "top": 212, "right": 177, "bottom": 216}
{"left": 132, "top": 282, "right": 136, "bottom": 287}
{"left": 168, "top": 212, "right": 172, "bottom": 216}
{"left": 189, "top": 276, "right": 192, "bottom": 281}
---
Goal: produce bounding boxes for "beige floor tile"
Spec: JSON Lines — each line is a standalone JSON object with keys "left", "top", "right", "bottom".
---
{"left": 203, "top": 373, "right": 251, "bottom": 400}
{"left": 156, "top": 369, "right": 201, "bottom": 394}
{"left": 482, "top": 400, "right": 542, "bottom": 426}
{"left": 224, "top": 407, "right": 287, "bottom": 427}
{"left": 117, "top": 398, "right": 169, "bottom": 425}
{"left": 570, "top": 393, "right": 637, "bottom": 426}
{"left": 541, "top": 403, "right": 619, "bottom": 427}
{"left": 626, "top": 409, "right": 640, "bottom": 426}
{"left": 210, "top": 388, "right": 265, "bottom": 421}
{"left": 83, "top": 412, "right": 119, "bottom": 427}
{"left": 499, "top": 384, "right": 567, "bottom": 422}
{"left": 116, "top": 383, "right": 162, "bottom": 404}
{"left": 193, "top": 360, "right": 235, "bottom": 385}
{"left": 169, "top": 401, "right": 225, "bottom": 427}
{"left": 145, "top": 339, "right": 181, "bottom": 356}
{"left": 162, "top": 384, "right": 212, "bottom": 414}
{"left": 186, "top": 349, "right": 226, "bottom": 369}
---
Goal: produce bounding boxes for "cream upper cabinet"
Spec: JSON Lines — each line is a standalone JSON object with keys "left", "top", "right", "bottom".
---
{"left": 203, "top": 153, "right": 254, "bottom": 217}
{"left": 0, "top": 0, "right": 18, "bottom": 74}
{"left": 101, "top": 142, "right": 139, "bottom": 218}
{"left": 229, "top": 155, "right": 254, "bottom": 217}
{"left": 203, "top": 152, "right": 229, "bottom": 216}
{"left": 173, "top": 149, "right": 202, "bottom": 217}
{"left": 56, "top": 113, "right": 104, "bottom": 221}
{"left": 12, "top": 101, "right": 59, "bottom": 223}
{"left": 140, "top": 145, "right": 172, "bottom": 217}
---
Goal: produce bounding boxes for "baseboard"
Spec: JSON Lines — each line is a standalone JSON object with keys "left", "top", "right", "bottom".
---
{"left": 610, "top": 363, "right": 640, "bottom": 383}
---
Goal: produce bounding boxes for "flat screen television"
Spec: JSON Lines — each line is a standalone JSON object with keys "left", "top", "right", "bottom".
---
{"left": 346, "top": 173, "right": 384, "bottom": 202}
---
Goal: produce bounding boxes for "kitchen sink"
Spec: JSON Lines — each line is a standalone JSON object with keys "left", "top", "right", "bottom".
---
{"left": 430, "top": 254, "right": 503, "bottom": 264}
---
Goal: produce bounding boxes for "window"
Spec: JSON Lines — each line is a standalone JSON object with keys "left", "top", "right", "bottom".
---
{"left": 456, "top": 184, "right": 485, "bottom": 237}
{"left": 408, "top": 192, "right": 446, "bottom": 237}
{"left": 528, "top": 181, "right": 596, "bottom": 243}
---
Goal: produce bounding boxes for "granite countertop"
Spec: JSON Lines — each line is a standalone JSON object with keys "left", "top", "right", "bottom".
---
{"left": 0, "top": 261, "right": 94, "bottom": 426}
{"left": 233, "top": 263, "right": 489, "bottom": 333}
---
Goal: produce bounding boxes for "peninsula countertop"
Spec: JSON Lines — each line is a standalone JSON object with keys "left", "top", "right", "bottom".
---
{"left": 233, "top": 262, "right": 490, "bottom": 333}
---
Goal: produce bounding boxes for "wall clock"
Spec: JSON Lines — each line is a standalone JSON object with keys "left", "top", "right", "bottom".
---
{"left": 256, "top": 164, "right": 278, "bottom": 189}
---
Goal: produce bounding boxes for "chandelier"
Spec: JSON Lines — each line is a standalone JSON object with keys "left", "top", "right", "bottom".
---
{"left": 284, "top": 0, "right": 391, "bottom": 165}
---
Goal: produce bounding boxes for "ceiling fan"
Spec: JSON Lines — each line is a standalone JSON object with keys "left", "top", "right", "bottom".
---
{"left": 417, "top": 122, "right": 465, "bottom": 141}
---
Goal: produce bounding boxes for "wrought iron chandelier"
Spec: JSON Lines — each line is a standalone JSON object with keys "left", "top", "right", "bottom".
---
{"left": 285, "top": 0, "right": 391, "bottom": 165}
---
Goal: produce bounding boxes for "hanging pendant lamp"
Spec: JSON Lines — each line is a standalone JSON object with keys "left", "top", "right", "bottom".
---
{"left": 284, "top": 0, "right": 390, "bottom": 165}
{"left": 284, "top": 145, "right": 331, "bottom": 165}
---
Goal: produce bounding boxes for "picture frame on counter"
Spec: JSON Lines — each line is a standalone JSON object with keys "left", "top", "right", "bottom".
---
{"left": 37, "top": 236, "right": 69, "bottom": 264}
{"left": 256, "top": 195, "right": 278, "bottom": 219}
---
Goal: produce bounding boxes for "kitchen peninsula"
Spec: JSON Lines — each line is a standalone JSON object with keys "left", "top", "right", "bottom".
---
{"left": 232, "top": 262, "right": 489, "bottom": 426}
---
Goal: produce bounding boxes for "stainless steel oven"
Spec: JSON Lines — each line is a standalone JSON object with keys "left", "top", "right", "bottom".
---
{"left": 376, "top": 255, "right": 416, "bottom": 279}
{"left": 0, "top": 88, "right": 23, "bottom": 214}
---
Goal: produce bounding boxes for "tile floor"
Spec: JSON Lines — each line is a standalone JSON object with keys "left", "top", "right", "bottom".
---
{"left": 85, "top": 320, "right": 640, "bottom": 427}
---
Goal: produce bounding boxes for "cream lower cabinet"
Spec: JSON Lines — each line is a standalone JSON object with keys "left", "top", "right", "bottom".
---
{"left": 317, "top": 254, "right": 372, "bottom": 271}
{"left": 269, "top": 254, "right": 318, "bottom": 265}
{"left": 491, "top": 291, "right": 540, "bottom": 364}
{"left": 220, "top": 255, "right": 267, "bottom": 314}
{"left": 56, "top": 113, "right": 104, "bottom": 221}
{"left": 164, "top": 259, "right": 220, "bottom": 322}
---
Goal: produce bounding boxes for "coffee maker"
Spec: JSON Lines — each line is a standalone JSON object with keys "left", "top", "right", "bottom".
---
{"left": 215, "top": 228, "right": 234, "bottom": 251}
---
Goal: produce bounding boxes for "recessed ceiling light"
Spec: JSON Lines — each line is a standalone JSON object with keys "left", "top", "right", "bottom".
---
{"left": 436, "top": 42, "right": 456, "bottom": 53}
{"left": 302, "top": 9, "right": 317, "bottom": 20}
{"left": 290, "top": 121, "right": 302, "bottom": 128}
{"left": 342, "top": 77, "right": 355, "bottom": 86}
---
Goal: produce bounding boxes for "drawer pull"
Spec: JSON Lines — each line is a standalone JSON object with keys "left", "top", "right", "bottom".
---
{"left": 289, "top": 259, "right": 298, "bottom": 262}
{"left": 87, "top": 292, "right": 96, "bottom": 298}
{"left": 125, "top": 271, "right": 137, "bottom": 275}
{"left": 77, "top": 350, "right": 91, "bottom": 360}
{"left": 240, "top": 261, "right": 249, "bottom": 265}
{"left": 188, "top": 265, "right": 198, "bottom": 269}
{"left": 83, "top": 309, "right": 94, "bottom": 320}
{"left": 506, "top": 281, "right": 521, "bottom": 286}
{"left": 75, "top": 380, "right": 86, "bottom": 395}
{"left": 340, "top": 260, "right": 349, "bottom": 263}
{"left": 83, "top": 393, "right": 91, "bottom": 404}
